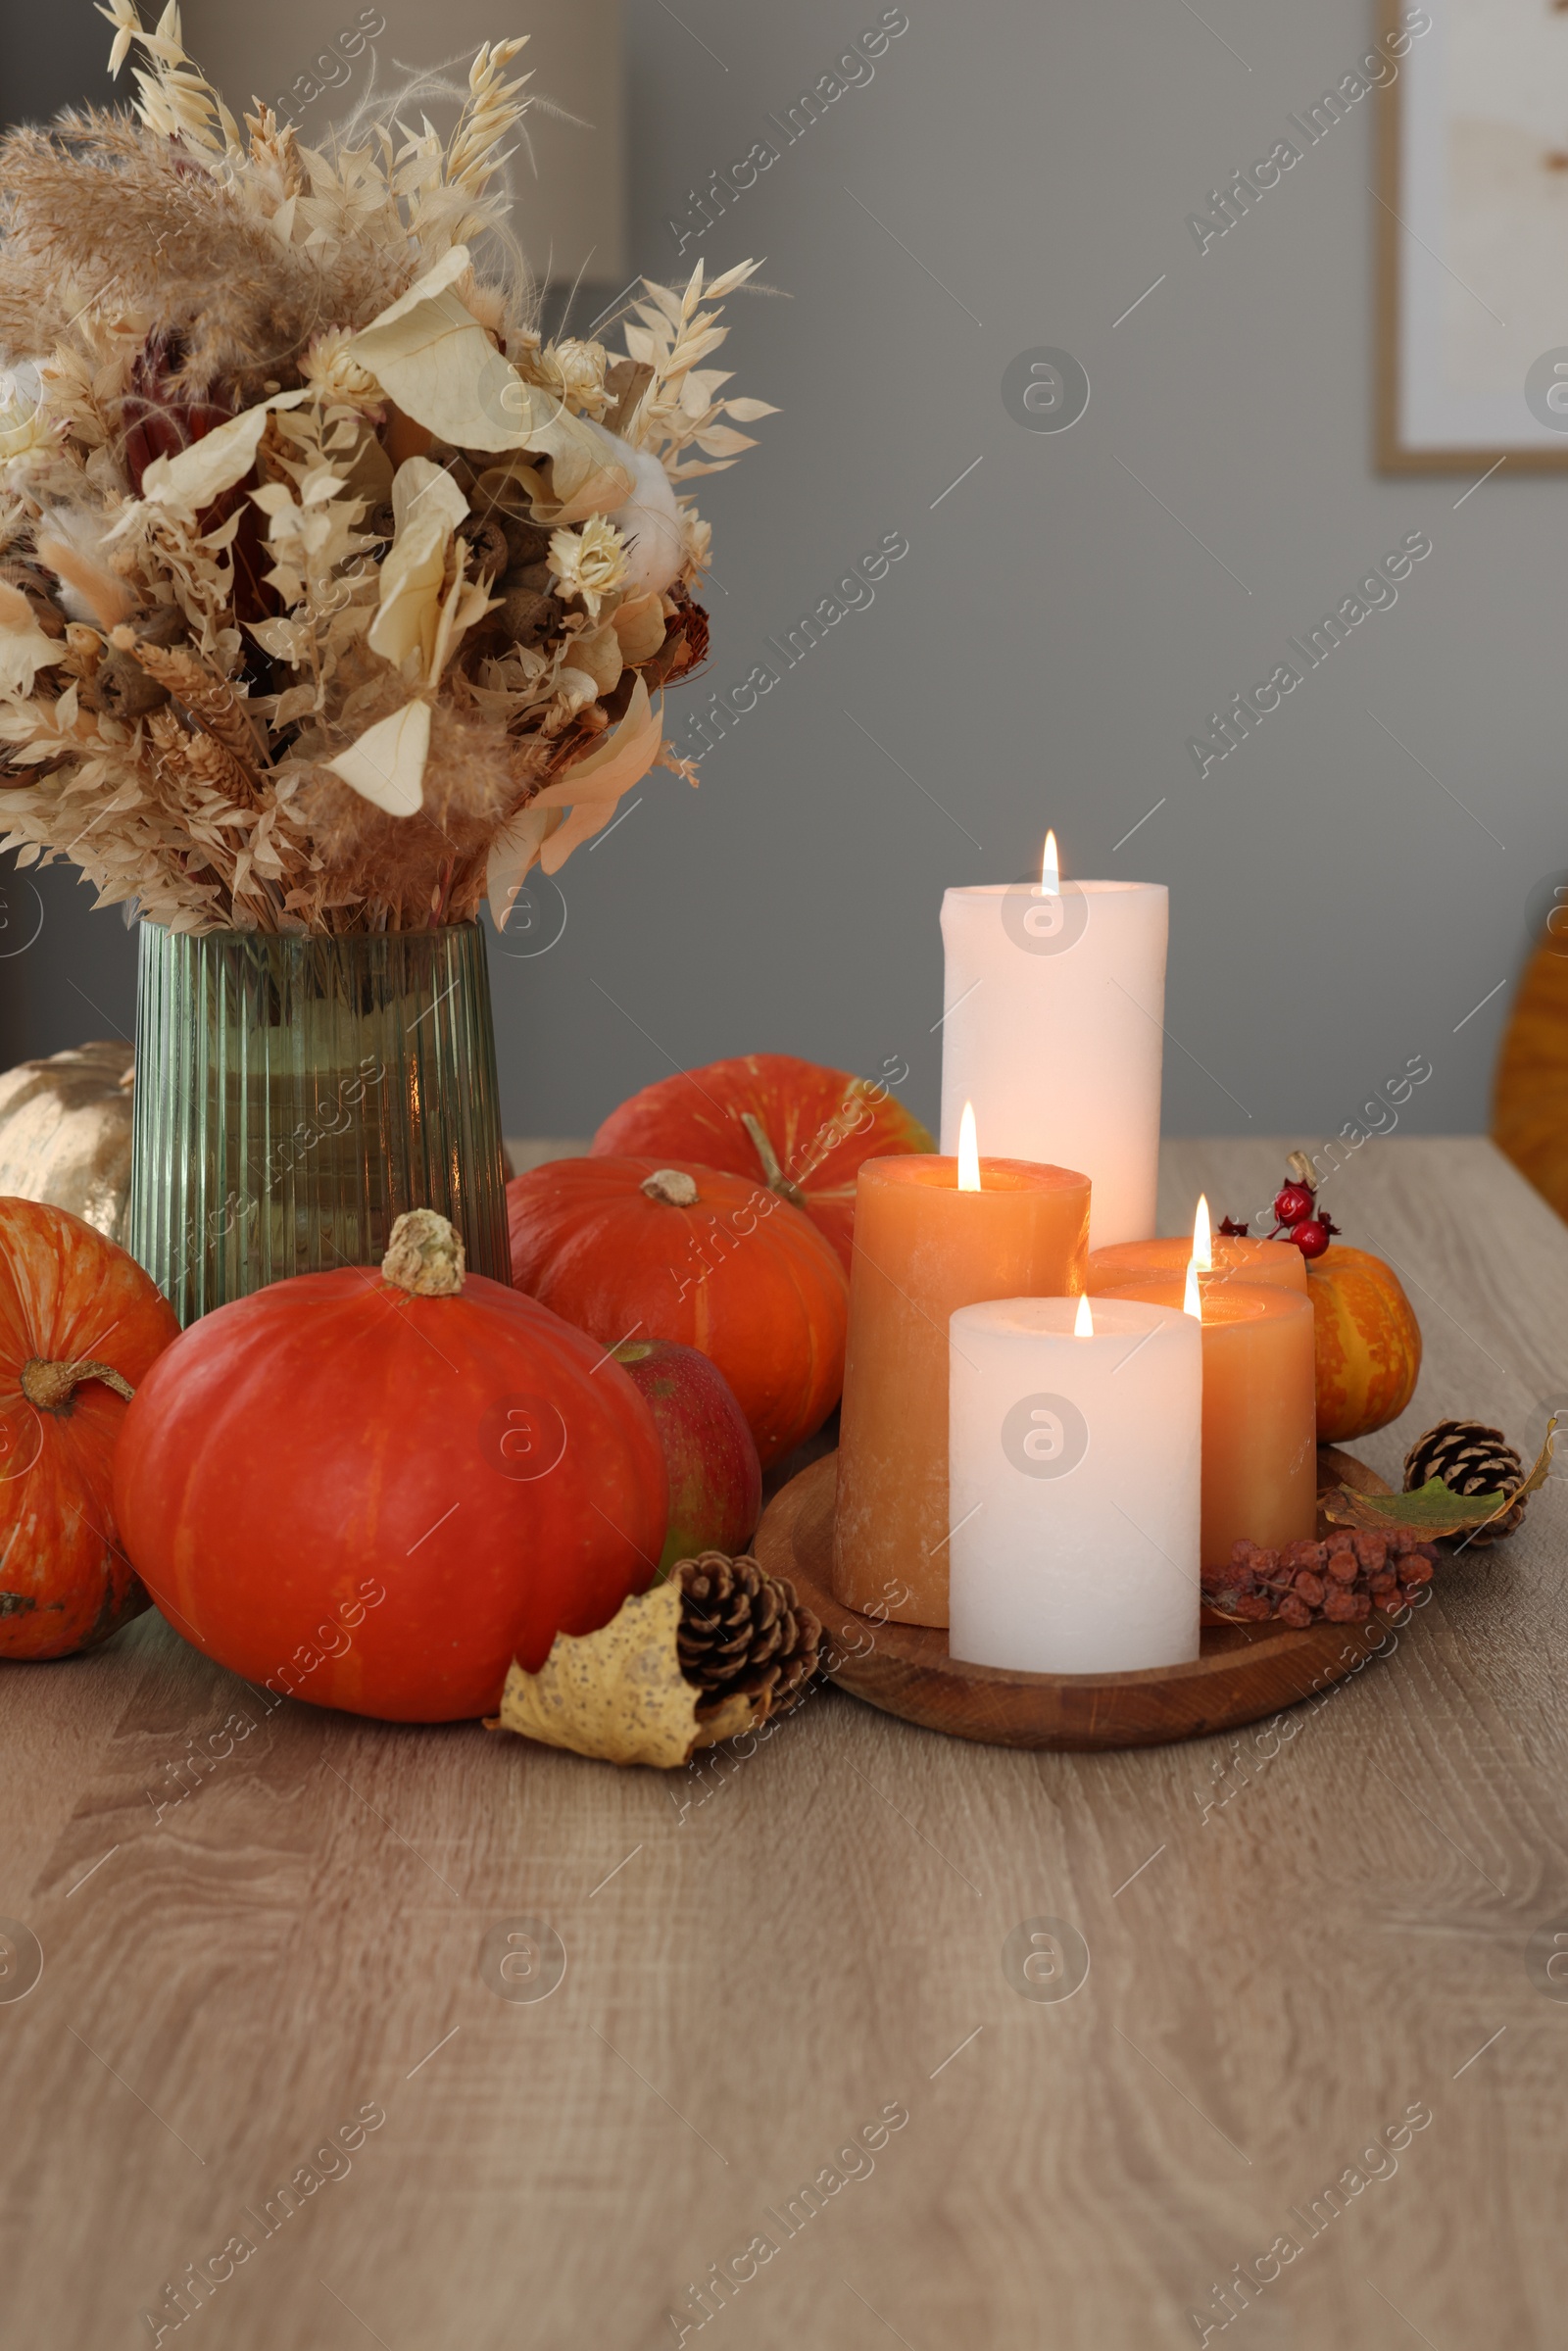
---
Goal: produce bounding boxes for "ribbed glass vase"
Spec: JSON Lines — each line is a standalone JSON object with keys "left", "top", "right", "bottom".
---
{"left": 128, "top": 922, "right": 511, "bottom": 1325}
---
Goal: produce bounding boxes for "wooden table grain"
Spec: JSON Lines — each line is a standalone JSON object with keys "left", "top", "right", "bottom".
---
{"left": 4, "top": 1138, "right": 1566, "bottom": 2351}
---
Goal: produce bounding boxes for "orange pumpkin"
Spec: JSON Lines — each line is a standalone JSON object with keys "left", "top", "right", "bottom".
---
{"left": 0, "top": 1197, "right": 180, "bottom": 1658}
{"left": 508, "top": 1157, "right": 849, "bottom": 1467}
{"left": 591, "top": 1053, "right": 934, "bottom": 1271}
{"left": 1493, "top": 930, "right": 1568, "bottom": 1221}
{"left": 1306, "top": 1244, "right": 1422, "bottom": 1443}
{"left": 116, "top": 1212, "right": 666, "bottom": 1718}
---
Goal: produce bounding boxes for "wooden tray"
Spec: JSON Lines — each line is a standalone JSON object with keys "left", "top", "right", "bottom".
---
{"left": 752, "top": 1447, "right": 1399, "bottom": 1752}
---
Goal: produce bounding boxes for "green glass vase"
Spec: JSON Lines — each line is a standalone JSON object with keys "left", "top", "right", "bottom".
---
{"left": 128, "top": 922, "right": 511, "bottom": 1324}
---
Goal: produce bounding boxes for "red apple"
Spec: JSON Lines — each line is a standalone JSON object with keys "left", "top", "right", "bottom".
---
{"left": 612, "top": 1339, "right": 762, "bottom": 1574}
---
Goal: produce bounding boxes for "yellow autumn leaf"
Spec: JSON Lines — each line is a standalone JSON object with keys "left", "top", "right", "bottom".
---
{"left": 489, "top": 1580, "right": 765, "bottom": 1768}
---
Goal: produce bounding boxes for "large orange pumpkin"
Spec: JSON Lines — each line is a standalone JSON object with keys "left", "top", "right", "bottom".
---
{"left": 0, "top": 1196, "right": 179, "bottom": 1658}
{"left": 1307, "top": 1244, "right": 1422, "bottom": 1443}
{"left": 114, "top": 1211, "right": 667, "bottom": 1720}
{"left": 591, "top": 1053, "right": 933, "bottom": 1271}
{"left": 508, "top": 1157, "right": 849, "bottom": 1467}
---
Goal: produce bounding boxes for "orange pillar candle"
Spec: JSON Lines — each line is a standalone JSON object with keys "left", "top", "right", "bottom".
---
{"left": 1102, "top": 1275, "right": 1317, "bottom": 1567}
{"left": 833, "top": 1131, "right": 1090, "bottom": 1627}
{"left": 1088, "top": 1234, "right": 1306, "bottom": 1297}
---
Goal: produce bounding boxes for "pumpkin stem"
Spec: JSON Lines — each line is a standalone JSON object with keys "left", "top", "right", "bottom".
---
{"left": 739, "top": 1113, "right": 807, "bottom": 1207}
{"left": 19, "top": 1357, "right": 134, "bottom": 1412}
{"left": 381, "top": 1209, "right": 466, "bottom": 1297}
{"left": 642, "top": 1168, "right": 699, "bottom": 1207}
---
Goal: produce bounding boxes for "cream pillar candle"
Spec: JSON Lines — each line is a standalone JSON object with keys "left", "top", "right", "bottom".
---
{"left": 948, "top": 1294, "right": 1201, "bottom": 1674}
{"left": 939, "top": 846, "right": 1167, "bottom": 1250}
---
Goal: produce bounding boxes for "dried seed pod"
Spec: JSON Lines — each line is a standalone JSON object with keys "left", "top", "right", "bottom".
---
{"left": 1323, "top": 1588, "right": 1371, "bottom": 1623}
{"left": 1352, "top": 1532, "right": 1389, "bottom": 1573}
{"left": 500, "top": 587, "right": 559, "bottom": 645}
{"left": 503, "top": 516, "right": 553, "bottom": 568}
{"left": 1277, "top": 1594, "right": 1312, "bottom": 1629}
{"left": 458, "top": 513, "right": 509, "bottom": 579}
{"left": 78, "top": 648, "right": 171, "bottom": 717}
{"left": 1325, "top": 1546, "right": 1358, "bottom": 1586}
{"left": 136, "top": 605, "right": 190, "bottom": 649}
{"left": 1281, "top": 1539, "right": 1327, "bottom": 1572}
{"left": 1294, "top": 1570, "right": 1326, "bottom": 1607}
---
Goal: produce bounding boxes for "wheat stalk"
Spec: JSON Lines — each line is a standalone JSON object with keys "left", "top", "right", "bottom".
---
{"left": 110, "top": 626, "right": 266, "bottom": 778}
{"left": 97, "top": 1, "right": 242, "bottom": 157}
{"left": 445, "top": 39, "right": 531, "bottom": 196}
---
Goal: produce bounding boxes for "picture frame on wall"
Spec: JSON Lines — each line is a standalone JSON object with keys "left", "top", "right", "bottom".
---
{"left": 1377, "top": 0, "right": 1568, "bottom": 472}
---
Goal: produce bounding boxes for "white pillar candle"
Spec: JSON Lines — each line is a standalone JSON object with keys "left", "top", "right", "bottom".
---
{"left": 939, "top": 872, "right": 1168, "bottom": 1249}
{"left": 948, "top": 1295, "right": 1200, "bottom": 1674}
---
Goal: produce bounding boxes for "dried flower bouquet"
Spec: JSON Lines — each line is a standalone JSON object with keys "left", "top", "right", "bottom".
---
{"left": 0, "top": 4, "right": 772, "bottom": 932}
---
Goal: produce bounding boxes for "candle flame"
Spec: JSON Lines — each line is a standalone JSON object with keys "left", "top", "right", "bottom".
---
{"left": 956, "top": 1101, "right": 981, "bottom": 1191}
{"left": 1183, "top": 1256, "right": 1202, "bottom": 1321}
{"left": 1193, "top": 1193, "right": 1212, "bottom": 1272}
{"left": 1074, "top": 1292, "right": 1094, "bottom": 1337}
{"left": 1041, "top": 828, "right": 1059, "bottom": 896}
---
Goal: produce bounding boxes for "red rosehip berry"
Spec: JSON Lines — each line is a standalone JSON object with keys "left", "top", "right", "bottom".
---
{"left": 1291, "top": 1217, "right": 1331, "bottom": 1259}
{"left": 1273, "top": 1182, "right": 1315, "bottom": 1227}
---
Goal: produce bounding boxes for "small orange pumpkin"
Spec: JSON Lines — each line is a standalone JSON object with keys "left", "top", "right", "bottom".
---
{"left": 591, "top": 1053, "right": 934, "bottom": 1272}
{"left": 0, "top": 1196, "right": 179, "bottom": 1658}
{"left": 1307, "top": 1244, "right": 1422, "bottom": 1443}
{"left": 508, "top": 1157, "right": 849, "bottom": 1467}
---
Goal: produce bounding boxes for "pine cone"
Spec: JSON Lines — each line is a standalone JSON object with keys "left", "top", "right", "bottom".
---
{"left": 1402, "top": 1418, "right": 1526, "bottom": 1544}
{"left": 674, "top": 1551, "right": 821, "bottom": 1715}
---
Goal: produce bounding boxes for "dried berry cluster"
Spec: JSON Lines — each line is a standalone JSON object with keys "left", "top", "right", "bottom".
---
{"left": 1203, "top": 1531, "right": 1439, "bottom": 1629}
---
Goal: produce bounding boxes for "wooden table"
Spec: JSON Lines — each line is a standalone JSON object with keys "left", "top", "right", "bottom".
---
{"left": 4, "top": 1138, "right": 1565, "bottom": 2350}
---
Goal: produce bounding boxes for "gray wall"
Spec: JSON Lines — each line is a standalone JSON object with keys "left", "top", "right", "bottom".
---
{"left": 4, "top": 1, "right": 1559, "bottom": 1145}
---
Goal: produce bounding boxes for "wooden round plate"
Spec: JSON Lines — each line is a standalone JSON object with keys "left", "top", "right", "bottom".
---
{"left": 752, "top": 1447, "right": 1398, "bottom": 1752}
